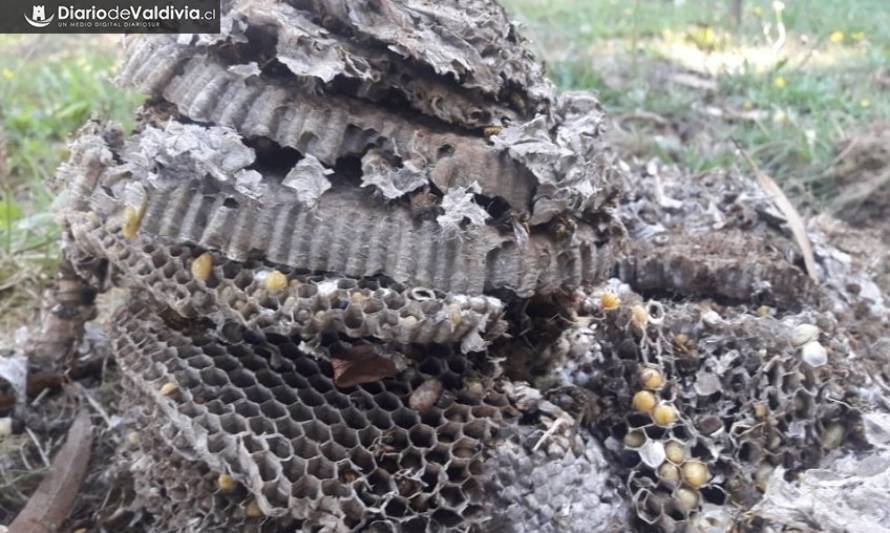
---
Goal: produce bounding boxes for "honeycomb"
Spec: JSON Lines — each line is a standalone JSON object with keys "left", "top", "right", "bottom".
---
{"left": 63, "top": 121, "right": 617, "bottom": 297}
{"left": 111, "top": 301, "right": 529, "bottom": 531}
{"left": 53, "top": 0, "right": 889, "bottom": 531}
{"left": 69, "top": 213, "right": 506, "bottom": 352}
{"left": 534, "top": 281, "right": 869, "bottom": 531}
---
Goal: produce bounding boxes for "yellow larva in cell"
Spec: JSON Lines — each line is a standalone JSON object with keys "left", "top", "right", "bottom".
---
{"left": 674, "top": 487, "right": 699, "bottom": 509}
{"left": 681, "top": 460, "right": 710, "bottom": 488}
{"left": 665, "top": 440, "right": 686, "bottom": 464}
{"left": 600, "top": 292, "right": 621, "bottom": 311}
{"left": 245, "top": 499, "right": 264, "bottom": 518}
{"left": 264, "top": 270, "right": 288, "bottom": 292}
{"left": 631, "top": 304, "right": 649, "bottom": 330}
{"left": 191, "top": 253, "right": 213, "bottom": 281}
{"left": 632, "top": 390, "right": 657, "bottom": 413}
{"left": 160, "top": 382, "right": 178, "bottom": 396}
{"left": 121, "top": 204, "right": 146, "bottom": 240}
{"left": 639, "top": 366, "right": 664, "bottom": 390}
{"left": 623, "top": 430, "right": 646, "bottom": 448}
{"left": 652, "top": 403, "right": 678, "bottom": 426}
{"left": 483, "top": 125, "right": 503, "bottom": 138}
{"left": 217, "top": 474, "right": 238, "bottom": 492}
{"left": 658, "top": 462, "right": 680, "bottom": 483}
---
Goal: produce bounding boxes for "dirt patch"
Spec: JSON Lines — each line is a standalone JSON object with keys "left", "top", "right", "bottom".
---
{"left": 828, "top": 122, "right": 890, "bottom": 239}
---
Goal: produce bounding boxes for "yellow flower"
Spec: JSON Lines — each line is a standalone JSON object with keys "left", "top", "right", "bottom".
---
{"left": 773, "top": 76, "right": 786, "bottom": 89}
{"left": 1, "top": 68, "right": 13, "bottom": 81}
{"left": 830, "top": 31, "right": 844, "bottom": 43}
{"left": 851, "top": 32, "right": 865, "bottom": 41}
{"left": 860, "top": 98, "right": 871, "bottom": 108}
{"left": 743, "top": 100, "right": 754, "bottom": 111}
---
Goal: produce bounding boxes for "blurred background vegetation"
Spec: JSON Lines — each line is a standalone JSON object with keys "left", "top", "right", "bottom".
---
{"left": 0, "top": 0, "right": 888, "bottom": 331}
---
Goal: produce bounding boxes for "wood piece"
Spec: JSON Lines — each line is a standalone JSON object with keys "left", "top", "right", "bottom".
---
{"left": 8, "top": 410, "right": 94, "bottom": 533}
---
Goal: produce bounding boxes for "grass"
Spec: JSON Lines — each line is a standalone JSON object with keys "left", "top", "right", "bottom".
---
{"left": 0, "top": 36, "right": 140, "bottom": 332}
{"left": 503, "top": 0, "right": 890, "bottom": 192}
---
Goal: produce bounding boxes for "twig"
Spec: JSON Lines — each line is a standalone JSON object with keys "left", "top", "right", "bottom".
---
{"left": 75, "top": 383, "right": 114, "bottom": 429}
{"left": 532, "top": 416, "right": 571, "bottom": 452}
{"left": 24, "top": 428, "right": 50, "bottom": 468}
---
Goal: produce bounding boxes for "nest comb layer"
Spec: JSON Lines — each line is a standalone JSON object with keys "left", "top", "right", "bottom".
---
{"left": 68, "top": 212, "right": 506, "bottom": 352}
{"left": 110, "top": 302, "right": 621, "bottom": 532}
{"left": 62, "top": 121, "right": 617, "bottom": 297}
{"left": 541, "top": 285, "right": 868, "bottom": 531}
{"left": 115, "top": 0, "right": 620, "bottom": 225}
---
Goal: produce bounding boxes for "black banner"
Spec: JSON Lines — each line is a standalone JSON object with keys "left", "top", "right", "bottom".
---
{"left": 1, "top": 0, "right": 220, "bottom": 33}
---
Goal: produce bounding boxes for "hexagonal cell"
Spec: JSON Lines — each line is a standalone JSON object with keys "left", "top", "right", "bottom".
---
{"left": 320, "top": 441, "right": 348, "bottom": 462}
{"left": 367, "top": 408, "right": 393, "bottom": 430}
{"left": 293, "top": 357, "right": 320, "bottom": 377}
{"left": 229, "top": 370, "right": 257, "bottom": 389}
{"left": 291, "top": 476, "right": 320, "bottom": 500}
{"left": 330, "top": 424, "right": 359, "bottom": 448}
{"left": 408, "top": 425, "right": 436, "bottom": 449}
{"left": 432, "top": 509, "right": 462, "bottom": 528}
{"left": 233, "top": 400, "right": 261, "bottom": 418}
{"left": 340, "top": 406, "right": 369, "bottom": 430}
{"left": 297, "top": 388, "right": 326, "bottom": 408}
{"left": 391, "top": 408, "right": 419, "bottom": 429}
{"left": 248, "top": 416, "right": 276, "bottom": 436}
{"left": 260, "top": 479, "right": 290, "bottom": 508}
{"left": 301, "top": 420, "right": 332, "bottom": 443}
{"left": 367, "top": 469, "right": 394, "bottom": 496}
{"left": 307, "top": 456, "right": 336, "bottom": 480}
{"left": 291, "top": 436, "right": 320, "bottom": 460}
{"left": 269, "top": 385, "right": 299, "bottom": 406}
{"left": 312, "top": 404, "right": 343, "bottom": 426}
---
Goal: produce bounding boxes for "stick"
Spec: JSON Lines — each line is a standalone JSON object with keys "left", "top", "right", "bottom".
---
{"left": 8, "top": 410, "right": 94, "bottom": 533}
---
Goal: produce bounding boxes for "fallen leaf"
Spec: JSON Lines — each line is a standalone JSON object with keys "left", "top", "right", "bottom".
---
{"left": 734, "top": 140, "right": 818, "bottom": 282}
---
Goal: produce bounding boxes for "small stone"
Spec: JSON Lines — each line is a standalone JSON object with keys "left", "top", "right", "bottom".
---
{"left": 701, "top": 309, "right": 722, "bottom": 327}
{"left": 821, "top": 422, "right": 845, "bottom": 449}
{"left": 800, "top": 340, "right": 828, "bottom": 367}
{"left": 126, "top": 431, "right": 142, "bottom": 446}
{"left": 790, "top": 324, "right": 820, "bottom": 347}
{"left": 0, "top": 417, "right": 12, "bottom": 438}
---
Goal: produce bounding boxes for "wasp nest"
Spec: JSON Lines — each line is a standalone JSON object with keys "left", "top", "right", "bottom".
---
{"left": 56, "top": 0, "right": 631, "bottom": 530}
{"left": 55, "top": 0, "right": 890, "bottom": 531}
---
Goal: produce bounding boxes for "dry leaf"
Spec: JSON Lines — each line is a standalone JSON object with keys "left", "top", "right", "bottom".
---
{"left": 734, "top": 140, "right": 818, "bottom": 282}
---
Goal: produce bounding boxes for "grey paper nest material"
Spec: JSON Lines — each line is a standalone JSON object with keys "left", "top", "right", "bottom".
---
{"left": 111, "top": 302, "right": 623, "bottom": 532}
{"left": 57, "top": 0, "right": 627, "bottom": 530}
{"left": 54, "top": 0, "right": 890, "bottom": 531}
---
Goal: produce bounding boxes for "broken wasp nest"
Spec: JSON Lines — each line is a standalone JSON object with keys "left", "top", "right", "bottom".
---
{"left": 59, "top": 0, "right": 627, "bottom": 531}
{"left": 55, "top": 0, "right": 887, "bottom": 531}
